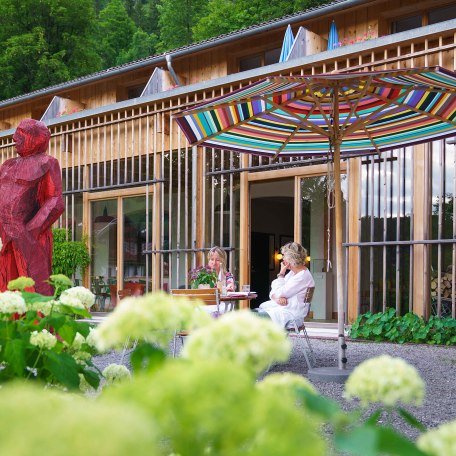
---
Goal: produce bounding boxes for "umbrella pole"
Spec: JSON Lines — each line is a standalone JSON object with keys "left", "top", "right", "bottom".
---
{"left": 333, "top": 139, "right": 347, "bottom": 370}
{"left": 307, "top": 137, "right": 351, "bottom": 383}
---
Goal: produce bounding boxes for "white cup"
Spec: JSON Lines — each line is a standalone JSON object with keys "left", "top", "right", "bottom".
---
{"left": 241, "top": 284, "right": 250, "bottom": 293}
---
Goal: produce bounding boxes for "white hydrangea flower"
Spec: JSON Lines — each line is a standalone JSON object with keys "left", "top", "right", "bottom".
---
{"left": 59, "top": 294, "right": 84, "bottom": 310}
{"left": 182, "top": 310, "right": 291, "bottom": 375}
{"left": 92, "top": 292, "right": 212, "bottom": 352}
{"left": 72, "top": 332, "right": 86, "bottom": 350}
{"left": 26, "top": 300, "right": 55, "bottom": 316}
{"left": 60, "top": 287, "right": 95, "bottom": 309}
{"left": 102, "top": 363, "right": 131, "bottom": 385}
{"left": 0, "top": 291, "right": 26, "bottom": 315}
{"left": 30, "top": 329, "right": 57, "bottom": 350}
{"left": 417, "top": 420, "right": 456, "bottom": 456}
{"left": 344, "top": 355, "right": 425, "bottom": 407}
{"left": 85, "top": 328, "right": 97, "bottom": 349}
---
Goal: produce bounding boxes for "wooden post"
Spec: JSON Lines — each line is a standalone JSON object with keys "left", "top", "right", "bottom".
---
{"left": 239, "top": 154, "right": 250, "bottom": 309}
{"left": 347, "top": 158, "right": 361, "bottom": 323}
{"left": 413, "top": 143, "right": 430, "bottom": 319}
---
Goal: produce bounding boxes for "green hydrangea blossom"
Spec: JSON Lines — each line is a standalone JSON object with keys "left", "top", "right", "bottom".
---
{"left": 417, "top": 419, "right": 456, "bottom": 456}
{"left": 7, "top": 276, "right": 35, "bottom": 292}
{"left": 182, "top": 310, "right": 291, "bottom": 375}
{"left": 344, "top": 354, "right": 425, "bottom": 407}
{"left": 93, "top": 291, "right": 212, "bottom": 352}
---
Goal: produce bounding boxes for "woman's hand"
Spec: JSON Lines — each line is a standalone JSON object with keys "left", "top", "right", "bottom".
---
{"left": 279, "top": 261, "right": 288, "bottom": 276}
{"left": 226, "top": 282, "right": 235, "bottom": 292}
{"left": 277, "top": 297, "right": 288, "bottom": 306}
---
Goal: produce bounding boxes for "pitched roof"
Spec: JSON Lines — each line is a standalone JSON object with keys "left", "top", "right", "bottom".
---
{"left": 0, "top": 0, "right": 370, "bottom": 108}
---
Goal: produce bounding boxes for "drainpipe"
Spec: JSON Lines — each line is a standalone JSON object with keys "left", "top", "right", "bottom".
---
{"left": 165, "top": 54, "right": 182, "bottom": 87}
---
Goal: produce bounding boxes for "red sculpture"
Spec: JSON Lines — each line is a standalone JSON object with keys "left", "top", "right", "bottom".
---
{"left": 0, "top": 119, "right": 64, "bottom": 295}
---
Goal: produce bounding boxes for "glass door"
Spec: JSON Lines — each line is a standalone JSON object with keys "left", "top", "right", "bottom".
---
{"left": 88, "top": 188, "right": 152, "bottom": 311}
{"left": 297, "top": 175, "right": 347, "bottom": 322}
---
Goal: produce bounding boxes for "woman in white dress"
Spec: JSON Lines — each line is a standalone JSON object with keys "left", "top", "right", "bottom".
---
{"left": 257, "top": 242, "right": 314, "bottom": 329}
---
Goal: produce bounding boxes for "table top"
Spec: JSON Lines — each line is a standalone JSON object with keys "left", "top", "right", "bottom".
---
{"left": 220, "top": 292, "right": 257, "bottom": 301}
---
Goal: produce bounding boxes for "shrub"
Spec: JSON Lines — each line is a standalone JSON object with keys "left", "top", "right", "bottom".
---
{"left": 349, "top": 308, "right": 456, "bottom": 345}
{"left": 52, "top": 228, "right": 90, "bottom": 279}
{"left": 0, "top": 276, "right": 101, "bottom": 391}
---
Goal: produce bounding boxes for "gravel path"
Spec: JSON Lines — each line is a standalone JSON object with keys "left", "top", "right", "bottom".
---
{"left": 93, "top": 338, "right": 456, "bottom": 440}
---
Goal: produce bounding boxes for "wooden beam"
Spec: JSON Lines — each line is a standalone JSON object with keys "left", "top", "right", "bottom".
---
{"left": 248, "top": 162, "right": 347, "bottom": 181}
{"left": 347, "top": 158, "right": 361, "bottom": 323}
{"left": 412, "top": 143, "right": 430, "bottom": 318}
{"left": 239, "top": 154, "right": 250, "bottom": 309}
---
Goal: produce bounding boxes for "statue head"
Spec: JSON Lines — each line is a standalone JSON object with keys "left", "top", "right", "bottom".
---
{"left": 13, "top": 119, "right": 51, "bottom": 157}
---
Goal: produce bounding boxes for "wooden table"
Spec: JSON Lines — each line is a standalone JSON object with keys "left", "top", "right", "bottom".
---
{"left": 220, "top": 292, "right": 258, "bottom": 311}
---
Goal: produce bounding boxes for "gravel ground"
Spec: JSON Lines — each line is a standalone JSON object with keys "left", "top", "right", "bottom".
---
{"left": 93, "top": 337, "right": 456, "bottom": 441}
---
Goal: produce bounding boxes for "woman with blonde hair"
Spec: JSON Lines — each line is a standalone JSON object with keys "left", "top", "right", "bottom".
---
{"left": 257, "top": 242, "right": 314, "bottom": 328}
{"left": 207, "top": 246, "right": 235, "bottom": 291}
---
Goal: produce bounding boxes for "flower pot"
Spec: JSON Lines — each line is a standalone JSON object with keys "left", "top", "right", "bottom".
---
{"left": 198, "top": 284, "right": 211, "bottom": 289}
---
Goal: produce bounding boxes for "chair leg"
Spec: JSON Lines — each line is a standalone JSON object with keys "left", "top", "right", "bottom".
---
{"left": 289, "top": 321, "right": 314, "bottom": 370}
{"left": 301, "top": 325, "right": 316, "bottom": 366}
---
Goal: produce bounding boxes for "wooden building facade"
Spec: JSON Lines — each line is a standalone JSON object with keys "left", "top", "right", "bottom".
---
{"left": 0, "top": 0, "right": 455, "bottom": 321}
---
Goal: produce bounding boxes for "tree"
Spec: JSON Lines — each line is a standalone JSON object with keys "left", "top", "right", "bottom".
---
{"left": 96, "top": 0, "right": 138, "bottom": 68}
{"left": 157, "top": 0, "right": 207, "bottom": 51}
{"left": 193, "top": 0, "right": 329, "bottom": 42}
{"left": 0, "top": 0, "right": 101, "bottom": 100}
{"left": 117, "top": 29, "right": 158, "bottom": 64}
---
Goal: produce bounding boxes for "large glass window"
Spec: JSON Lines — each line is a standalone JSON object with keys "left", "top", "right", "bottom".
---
{"left": 359, "top": 149, "right": 413, "bottom": 314}
{"left": 430, "top": 140, "right": 455, "bottom": 317}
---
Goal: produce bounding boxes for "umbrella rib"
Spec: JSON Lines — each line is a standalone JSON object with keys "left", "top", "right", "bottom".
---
{"left": 340, "top": 77, "right": 374, "bottom": 132}
{"left": 367, "top": 90, "right": 456, "bottom": 127}
{"left": 260, "top": 97, "right": 329, "bottom": 137}
{"left": 271, "top": 125, "right": 300, "bottom": 160}
{"left": 301, "top": 80, "right": 333, "bottom": 131}
{"left": 342, "top": 85, "right": 416, "bottom": 136}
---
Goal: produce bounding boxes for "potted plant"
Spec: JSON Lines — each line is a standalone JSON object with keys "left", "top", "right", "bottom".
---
{"left": 189, "top": 266, "right": 217, "bottom": 289}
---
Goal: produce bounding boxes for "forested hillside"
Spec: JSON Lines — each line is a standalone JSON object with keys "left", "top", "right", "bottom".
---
{"left": 0, "top": 0, "right": 328, "bottom": 101}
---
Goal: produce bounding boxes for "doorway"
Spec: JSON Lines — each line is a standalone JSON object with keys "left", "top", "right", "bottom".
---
{"left": 85, "top": 187, "right": 152, "bottom": 310}
{"left": 248, "top": 172, "right": 346, "bottom": 321}
{"left": 250, "top": 179, "right": 294, "bottom": 307}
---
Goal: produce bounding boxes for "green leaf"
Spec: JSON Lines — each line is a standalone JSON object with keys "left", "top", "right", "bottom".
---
{"left": 296, "top": 387, "right": 341, "bottom": 420}
{"left": 21, "top": 291, "right": 54, "bottom": 304}
{"left": 43, "top": 351, "right": 81, "bottom": 390}
{"left": 397, "top": 408, "right": 426, "bottom": 431}
{"left": 82, "top": 368, "right": 100, "bottom": 390}
{"left": 58, "top": 323, "right": 76, "bottom": 345}
{"left": 58, "top": 304, "right": 91, "bottom": 319}
{"left": 336, "top": 425, "right": 427, "bottom": 456}
{"left": 365, "top": 409, "right": 382, "bottom": 425}
{"left": 4, "top": 339, "right": 26, "bottom": 376}
{"left": 130, "top": 342, "right": 166, "bottom": 373}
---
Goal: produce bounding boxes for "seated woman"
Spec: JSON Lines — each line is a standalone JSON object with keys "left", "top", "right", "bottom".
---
{"left": 257, "top": 242, "right": 314, "bottom": 329}
{"left": 207, "top": 246, "right": 236, "bottom": 292}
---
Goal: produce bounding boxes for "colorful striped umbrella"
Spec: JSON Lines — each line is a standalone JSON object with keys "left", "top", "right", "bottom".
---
{"left": 175, "top": 67, "right": 456, "bottom": 158}
{"left": 175, "top": 67, "right": 456, "bottom": 379}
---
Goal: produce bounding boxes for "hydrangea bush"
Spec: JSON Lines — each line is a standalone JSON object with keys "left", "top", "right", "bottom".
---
{"left": 345, "top": 354, "right": 425, "bottom": 407}
{"left": 0, "top": 275, "right": 101, "bottom": 390}
{"left": 182, "top": 310, "right": 291, "bottom": 375}
{"left": 92, "top": 291, "right": 211, "bottom": 353}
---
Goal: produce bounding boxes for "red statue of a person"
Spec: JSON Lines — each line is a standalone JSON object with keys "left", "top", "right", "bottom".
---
{"left": 0, "top": 119, "right": 64, "bottom": 295}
